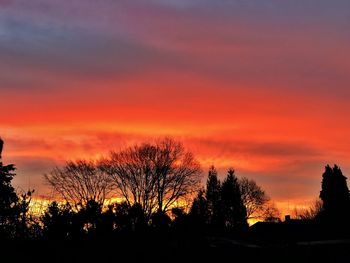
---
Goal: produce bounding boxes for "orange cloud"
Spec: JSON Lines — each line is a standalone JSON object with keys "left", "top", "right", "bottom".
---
{"left": 2, "top": 0, "right": 350, "bottom": 217}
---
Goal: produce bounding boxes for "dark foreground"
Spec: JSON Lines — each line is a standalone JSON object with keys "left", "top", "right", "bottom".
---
{"left": 3, "top": 234, "right": 350, "bottom": 263}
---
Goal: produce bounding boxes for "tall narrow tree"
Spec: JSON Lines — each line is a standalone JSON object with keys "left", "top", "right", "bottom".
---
{"left": 0, "top": 162, "right": 19, "bottom": 237}
{"left": 190, "top": 189, "right": 208, "bottom": 227}
{"left": 320, "top": 164, "right": 350, "bottom": 221}
{"left": 205, "top": 166, "right": 222, "bottom": 226}
{"left": 221, "top": 169, "right": 247, "bottom": 229}
{"left": 0, "top": 137, "right": 3, "bottom": 159}
{"left": 0, "top": 139, "right": 32, "bottom": 238}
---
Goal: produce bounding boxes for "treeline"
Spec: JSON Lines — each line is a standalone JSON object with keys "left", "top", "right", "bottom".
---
{"left": 1, "top": 137, "right": 350, "bottom": 242}
{"left": 0, "top": 138, "right": 272, "bottom": 240}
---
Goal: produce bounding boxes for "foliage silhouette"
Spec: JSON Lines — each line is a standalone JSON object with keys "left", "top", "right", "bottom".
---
{"left": 319, "top": 164, "right": 350, "bottom": 223}
{"left": 0, "top": 140, "right": 33, "bottom": 239}
{"left": 205, "top": 166, "right": 223, "bottom": 227}
{"left": 189, "top": 189, "right": 208, "bottom": 229}
{"left": 0, "top": 137, "right": 3, "bottom": 159}
{"left": 171, "top": 207, "right": 187, "bottom": 229}
{"left": 41, "top": 202, "right": 79, "bottom": 239}
{"left": 150, "top": 210, "right": 172, "bottom": 230}
{"left": 190, "top": 167, "right": 249, "bottom": 230}
{"left": 0, "top": 161, "right": 19, "bottom": 238}
{"left": 5, "top": 136, "right": 350, "bottom": 261}
{"left": 221, "top": 169, "right": 248, "bottom": 229}
{"left": 114, "top": 202, "right": 147, "bottom": 233}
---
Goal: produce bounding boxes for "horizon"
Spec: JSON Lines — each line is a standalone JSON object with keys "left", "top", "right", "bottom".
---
{"left": 1, "top": 0, "right": 350, "bottom": 217}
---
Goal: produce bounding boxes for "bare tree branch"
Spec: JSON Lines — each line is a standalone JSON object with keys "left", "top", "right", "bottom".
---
{"left": 102, "top": 138, "right": 202, "bottom": 219}
{"left": 239, "top": 177, "right": 270, "bottom": 220}
{"left": 44, "top": 160, "right": 114, "bottom": 208}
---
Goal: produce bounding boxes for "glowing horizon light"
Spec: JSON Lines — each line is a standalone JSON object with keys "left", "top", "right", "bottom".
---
{"left": 2, "top": 0, "right": 350, "bottom": 217}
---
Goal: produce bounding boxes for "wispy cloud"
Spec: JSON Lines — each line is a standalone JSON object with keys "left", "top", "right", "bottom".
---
{"left": 1, "top": 0, "right": 350, "bottom": 210}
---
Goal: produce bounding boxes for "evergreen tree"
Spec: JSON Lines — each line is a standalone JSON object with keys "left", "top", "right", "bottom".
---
{"left": 41, "top": 202, "right": 77, "bottom": 239}
{"left": 78, "top": 199, "right": 103, "bottom": 237}
{"left": 0, "top": 162, "right": 19, "bottom": 238}
{"left": 0, "top": 139, "right": 33, "bottom": 239}
{"left": 0, "top": 137, "right": 3, "bottom": 159}
{"left": 221, "top": 169, "right": 248, "bottom": 229}
{"left": 320, "top": 164, "right": 350, "bottom": 221}
{"left": 114, "top": 202, "right": 147, "bottom": 232}
{"left": 190, "top": 189, "right": 208, "bottom": 228}
{"left": 205, "top": 166, "right": 222, "bottom": 227}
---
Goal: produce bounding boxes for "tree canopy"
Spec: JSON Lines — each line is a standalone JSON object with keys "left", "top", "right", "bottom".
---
{"left": 101, "top": 138, "right": 202, "bottom": 218}
{"left": 320, "top": 164, "right": 350, "bottom": 221}
{"left": 221, "top": 169, "right": 248, "bottom": 229}
{"left": 44, "top": 160, "right": 114, "bottom": 208}
{"left": 0, "top": 140, "right": 33, "bottom": 239}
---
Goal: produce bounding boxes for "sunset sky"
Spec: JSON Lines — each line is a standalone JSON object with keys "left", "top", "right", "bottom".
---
{"left": 1, "top": 0, "right": 350, "bottom": 215}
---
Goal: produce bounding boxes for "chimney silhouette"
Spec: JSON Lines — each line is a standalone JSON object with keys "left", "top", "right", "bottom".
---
{"left": 285, "top": 215, "right": 291, "bottom": 222}
{"left": 0, "top": 137, "right": 3, "bottom": 159}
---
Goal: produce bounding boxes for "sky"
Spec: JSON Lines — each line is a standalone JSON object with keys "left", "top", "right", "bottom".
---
{"left": 1, "top": 0, "right": 350, "bottom": 215}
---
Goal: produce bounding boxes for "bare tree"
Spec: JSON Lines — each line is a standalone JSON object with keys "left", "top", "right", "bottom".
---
{"left": 294, "top": 200, "right": 323, "bottom": 220}
{"left": 239, "top": 177, "right": 269, "bottom": 220}
{"left": 102, "top": 138, "right": 202, "bottom": 218}
{"left": 263, "top": 202, "right": 281, "bottom": 222}
{"left": 44, "top": 160, "right": 114, "bottom": 208}
{"left": 153, "top": 138, "right": 202, "bottom": 213}
{"left": 100, "top": 144, "right": 159, "bottom": 218}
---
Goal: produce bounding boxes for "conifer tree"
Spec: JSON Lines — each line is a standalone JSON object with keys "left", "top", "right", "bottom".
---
{"left": 0, "top": 162, "right": 19, "bottom": 237}
{"left": 190, "top": 189, "right": 208, "bottom": 227}
{"left": 320, "top": 164, "right": 350, "bottom": 221}
{"left": 221, "top": 169, "right": 248, "bottom": 229}
{"left": 0, "top": 138, "right": 33, "bottom": 238}
{"left": 205, "top": 166, "right": 222, "bottom": 226}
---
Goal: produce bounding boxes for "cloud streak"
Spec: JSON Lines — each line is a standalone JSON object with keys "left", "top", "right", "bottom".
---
{"left": 1, "top": 0, "right": 350, "bottom": 214}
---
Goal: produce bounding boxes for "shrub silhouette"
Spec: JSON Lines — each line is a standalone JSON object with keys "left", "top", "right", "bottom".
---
{"left": 41, "top": 202, "right": 76, "bottom": 239}
{"left": 114, "top": 202, "right": 147, "bottom": 233}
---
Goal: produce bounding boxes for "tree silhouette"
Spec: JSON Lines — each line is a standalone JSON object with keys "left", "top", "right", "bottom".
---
{"left": 263, "top": 202, "right": 281, "bottom": 222}
{"left": 294, "top": 199, "right": 323, "bottom": 220}
{"left": 101, "top": 144, "right": 159, "bottom": 218}
{"left": 44, "top": 160, "right": 114, "bottom": 208}
{"left": 102, "top": 138, "right": 201, "bottom": 218}
{"left": 171, "top": 207, "right": 188, "bottom": 230}
{"left": 319, "top": 164, "right": 350, "bottom": 222}
{"left": 205, "top": 166, "right": 222, "bottom": 227}
{"left": 98, "top": 204, "right": 117, "bottom": 235}
{"left": 0, "top": 139, "right": 34, "bottom": 239}
{"left": 41, "top": 202, "right": 77, "bottom": 239}
{"left": 0, "top": 161, "right": 19, "bottom": 238}
{"left": 114, "top": 202, "right": 147, "bottom": 232}
{"left": 78, "top": 199, "right": 103, "bottom": 237}
{"left": 239, "top": 177, "right": 269, "bottom": 220}
{"left": 189, "top": 189, "right": 208, "bottom": 228}
{"left": 221, "top": 169, "right": 248, "bottom": 229}
{"left": 15, "top": 189, "right": 35, "bottom": 238}
{"left": 0, "top": 137, "right": 3, "bottom": 159}
{"left": 151, "top": 210, "right": 171, "bottom": 230}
